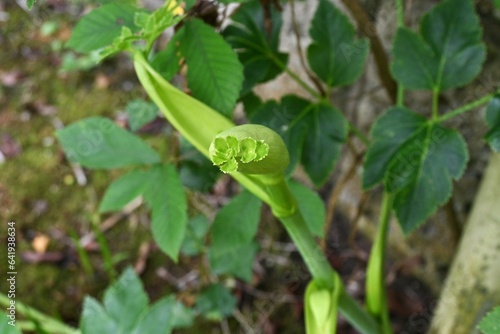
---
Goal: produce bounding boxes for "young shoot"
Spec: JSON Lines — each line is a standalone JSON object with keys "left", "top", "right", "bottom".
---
{"left": 209, "top": 124, "right": 290, "bottom": 176}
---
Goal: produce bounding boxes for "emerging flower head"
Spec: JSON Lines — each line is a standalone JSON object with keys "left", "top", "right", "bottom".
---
{"left": 209, "top": 124, "right": 290, "bottom": 175}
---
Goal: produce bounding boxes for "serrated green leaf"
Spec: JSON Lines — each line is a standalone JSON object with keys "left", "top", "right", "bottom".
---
{"left": 252, "top": 95, "right": 347, "bottom": 186}
{"left": 99, "top": 169, "right": 152, "bottom": 213}
{"left": 179, "top": 19, "right": 243, "bottom": 117}
{"left": 0, "top": 313, "right": 21, "bottom": 334}
{"left": 478, "top": 306, "right": 500, "bottom": 334}
{"left": 484, "top": 95, "right": 500, "bottom": 151}
{"left": 209, "top": 191, "right": 261, "bottom": 281}
{"left": 80, "top": 297, "right": 119, "bottom": 334}
{"left": 307, "top": 0, "right": 369, "bottom": 87}
{"left": 103, "top": 267, "right": 149, "bottom": 332}
{"left": 289, "top": 181, "right": 325, "bottom": 237}
{"left": 131, "top": 296, "right": 194, "bottom": 334}
{"left": 144, "top": 164, "right": 188, "bottom": 261}
{"left": 125, "top": 99, "right": 158, "bottom": 132}
{"left": 363, "top": 107, "right": 468, "bottom": 234}
{"left": 151, "top": 29, "right": 183, "bottom": 81}
{"left": 196, "top": 284, "right": 236, "bottom": 321}
{"left": 56, "top": 117, "right": 160, "bottom": 169}
{"left": 223, "top": 1, "right": 288, "bottom": 95}
{"left": 66, "top": 3, "right": 141, "bottom": 53}
{"left": 363, "top": 108, "right": 427, "bottom": 189}
{"left": 391, "top": 0, "right": 485, "bottom": 91}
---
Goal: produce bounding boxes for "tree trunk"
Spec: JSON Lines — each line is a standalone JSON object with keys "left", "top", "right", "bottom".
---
{"left": 430, "top": 153, "right": 500, "bottom": 333}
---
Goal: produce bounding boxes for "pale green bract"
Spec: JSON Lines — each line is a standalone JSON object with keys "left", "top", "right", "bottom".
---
{"left": 209, "top": 124, "right": 289, "bottom": 175}
{"left": 210, "top": 136, "right": 269, "bottom": 173}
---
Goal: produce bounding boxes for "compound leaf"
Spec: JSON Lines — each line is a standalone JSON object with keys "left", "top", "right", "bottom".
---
{"left": 144, "top": 164, "right": 187, "bottom": 262}
{"left": 223, "top": 1, "right": 288, "bottom": 96}
{"left": 484, "top": 95, "right": 500, "bottom": 151}
{"left": 252, "top": 95, "right": 347, "bottom": 186}
{"left": 66, "top": 3, "right": 141, "bottom": 53}
{"left": 363, "top": 107, "right": 468, "bottom": 234}
{"left": 391, "top": 0, "right": 485, "bottom": 91}
{"left": 103, "top": 267, "right": 149, "bottom": 332}
{"left": 56, "top": 117, "right": 160, "bottom": 169}
{"left": 179, "top": 19, "right": 243, "bottom": 117}
{"left": 209, "top": 191, "right": 261, "bottom": 281}
{"left": 307, "top": 0, "right": 369, "bottom": 87}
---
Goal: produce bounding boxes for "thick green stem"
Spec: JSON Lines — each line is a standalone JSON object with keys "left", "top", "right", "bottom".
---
{"left": 365, "top": 192, "right": 394, "bottom": 334}
{"left": 134, "top": 50, "right": 381, "bottom": 334}
{"left": 267, "top": 180, "right": 381, "bottom": 334}
{"left": 0, "top": 293, "right": 79, "bottom": 334}
{"left": 279, "top": 209, "right": 381, "bottom": 334}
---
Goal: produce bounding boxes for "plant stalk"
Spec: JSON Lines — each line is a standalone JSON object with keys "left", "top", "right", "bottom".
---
{"left": 0, "top": 293, "right": 79, "bottom": 334}
{"left": 268, "top": 180, "right": 381, "bottom": 334}
{"left": 365, "top": 192, "right": 394, "bottom": 334}
{"left": 395, "top": 0, "right": 405, "bottom": 107}
{"left": 134, "top": 50, "right": 381, "bottom": 334}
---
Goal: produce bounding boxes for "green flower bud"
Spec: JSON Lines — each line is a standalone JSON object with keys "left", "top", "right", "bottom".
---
{"left": 209, "top": 124, "right": 290, "bottom": 175}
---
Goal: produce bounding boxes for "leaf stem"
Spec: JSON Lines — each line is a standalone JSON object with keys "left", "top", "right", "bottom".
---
{"left": 365, "top": 192, "right": 394, "bottom": 334}
{"left": 284, "top": 66, "right": 322, "bottom": 99}
{"left": 275, "top": 187, "right": 382, "bottom": 334}
{"left": 269, "top": 53, "right": 321, "bottom": 99}
{"left": 436, "top": 92, "right": 497, "bottom": 123}
{"left": 349, "top": 122, "right": 370, "bottom": 145}
{"left": 0, "top": 293, "right": 79, "bottom": 334}
{"left": 289, "top": 0, "right": 327, "bottom": 97}
{"left": 396, "top": 0, "right": 404, "bottom": 27}
{"left": 395, "top": 0, "right": 405, "bottom": 106}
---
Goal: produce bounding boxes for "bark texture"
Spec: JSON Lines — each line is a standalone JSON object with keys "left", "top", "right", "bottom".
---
{"left": 430, "top": 153, "right": 500, "bottom": 334}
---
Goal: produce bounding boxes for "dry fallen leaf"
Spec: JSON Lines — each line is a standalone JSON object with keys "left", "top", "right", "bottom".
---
{"left": 32, "top": 234, "right": 50, "bottom": 253}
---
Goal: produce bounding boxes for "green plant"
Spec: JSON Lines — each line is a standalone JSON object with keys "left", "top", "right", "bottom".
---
{"left": 9, "top": 0, "right": 500, "bottom": 333}
{"left": 478, "top": 306, "right": 500, "bottom": 334}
